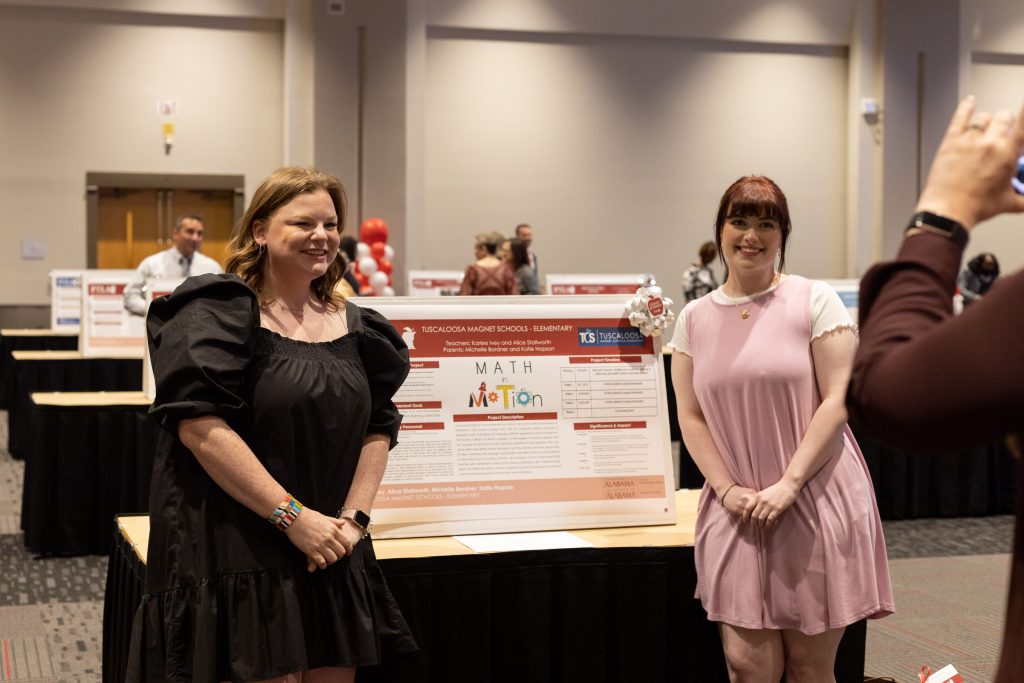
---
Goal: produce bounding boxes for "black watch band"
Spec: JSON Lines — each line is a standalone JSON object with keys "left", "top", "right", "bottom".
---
{"left": 906, "top": 211, "right": 969, "bottom": 247}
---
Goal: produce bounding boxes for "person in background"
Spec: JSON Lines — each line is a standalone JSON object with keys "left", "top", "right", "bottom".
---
{"left": 681, "top": 240, "right": 719, "bottom": 302}
{"left": 127, "top": 167, "right": 415, "bottom": 682}
{"left": 516, "top": 223, "right": 538, "bottom": 275}
{"left": 957, "top": 251, "right": 1000, "bottom": 304}
{"left": 458, "top": 232, "right": 518, "bottom": 295}
{"left": 669, "top": 175, "right": 892, "bottom": 683}
{"left": 510, "top": 238, "right": 540, "bottom": 294}
{"left": 123, "top": 214, "right": 222, "bottom": 315}
{"left": 337, "top": 234, "right": 361, "bottom": 297}
{"left": 848, "top": 97, "right": 1024, "bottom": 683}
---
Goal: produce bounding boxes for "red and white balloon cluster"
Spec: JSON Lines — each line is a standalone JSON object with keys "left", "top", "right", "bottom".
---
{"left": 353, "top": 217, "right": 395, "bottom": 296}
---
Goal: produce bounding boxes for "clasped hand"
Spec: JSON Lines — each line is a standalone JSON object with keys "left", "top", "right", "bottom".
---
{"left": 722, "top": 479, "right": 800, "bottom": 529}
{"left": 284, "top": 508, "right": 364, "bottom": 572}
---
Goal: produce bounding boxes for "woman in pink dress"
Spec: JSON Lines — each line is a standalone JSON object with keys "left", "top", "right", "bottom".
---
{"left": 668, "top": 176, "right": 893, "bottom": 683}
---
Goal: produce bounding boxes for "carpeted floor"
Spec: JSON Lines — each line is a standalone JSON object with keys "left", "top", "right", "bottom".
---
{"left": 0, "top": 413, "right": 1014, "bottom": 682}
{"left": 0, "top": 413, "right": 107, "bottom": 682}
{"left": 865, "top": 553, "right": 1009, "bottom": 681}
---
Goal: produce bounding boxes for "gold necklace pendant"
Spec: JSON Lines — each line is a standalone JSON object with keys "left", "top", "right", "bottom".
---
{"left": 277, "top": 303, "right": 307, "bottom": 318}
{"left": 740, "top": 309, "right": 750, "bottom": 319}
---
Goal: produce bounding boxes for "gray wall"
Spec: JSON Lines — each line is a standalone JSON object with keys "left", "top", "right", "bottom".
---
{"left": 879, "top": 0, "right": 963, "bottom": 261}
{"left": 419, "top": 29, "right": 848, "bottom": 292}
{"left": 312, "top": 0, "right": 410, "bottom": 291}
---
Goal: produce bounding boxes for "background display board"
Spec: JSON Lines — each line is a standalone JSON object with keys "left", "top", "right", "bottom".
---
{"left": 824, "top": 278, "right": 860, "bottom": 319}
{"left": 406, "top": 269, "right": 463, "bottom": 296}
{"left": 141, "top": 278, "right": 185, "bottom": 400}
{"left": 49, "top": 269, "right": 83, "bottom": 332}
{"left": 545, "top": 273, "right": 647, "bottom": 295}
{"left": 359, "top": 295, "right": 676, "bottom": 538}
{"left": 79, "top": 270, "right": 143, "bottom": 357}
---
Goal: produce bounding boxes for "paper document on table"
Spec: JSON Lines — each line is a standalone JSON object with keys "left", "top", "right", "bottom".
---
{"left": 454, "top": 531, "right": 594, "bottom": 553}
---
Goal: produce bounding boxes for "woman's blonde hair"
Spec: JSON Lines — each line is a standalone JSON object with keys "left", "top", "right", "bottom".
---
{"left": 225, "top": 167, "right": 348, "bottom": 307}
{"left": 474, "top": 231, "right": 503, "bottom": 256}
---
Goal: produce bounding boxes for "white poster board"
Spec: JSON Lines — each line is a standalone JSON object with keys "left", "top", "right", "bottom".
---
{"left": 49, "top": 270, "right": 83, "bottom": 332}
{"left": 359, "top": 295, "right": 676, "bottom": 539}
{"left": 80, "top": 270, "right": 144, "bottom": 358}
{"left": 824, "top": 278, "right": 860, "bottom": 320}
{"left": 406, "top": 270, "right": 463, "bottom": 296}
{"left": 545, "top": 273, "right": 646, "bottom": 295}
{"left": 141, "top": 278, "right": 185, "bottom": 400}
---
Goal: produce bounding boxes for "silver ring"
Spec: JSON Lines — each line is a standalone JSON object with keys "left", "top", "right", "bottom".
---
{"left": 968, "top": 122, "right": 985, "bottom": 132}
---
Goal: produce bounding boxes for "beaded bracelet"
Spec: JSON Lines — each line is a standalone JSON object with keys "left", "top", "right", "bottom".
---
{"left": 267, "top": 495, "right": 303, "bottom": 532}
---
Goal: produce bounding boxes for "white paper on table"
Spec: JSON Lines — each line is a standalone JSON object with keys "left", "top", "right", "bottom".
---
{"left": 925, "top": 664, "right": 962, "bottom": 683}
{"left": 454, "top": 531, "right": 594, "bottom": 553}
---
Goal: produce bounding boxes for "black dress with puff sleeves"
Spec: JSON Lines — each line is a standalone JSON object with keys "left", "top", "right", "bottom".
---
{"left": 126, "top": 274, "right": 415, "bottom": 683}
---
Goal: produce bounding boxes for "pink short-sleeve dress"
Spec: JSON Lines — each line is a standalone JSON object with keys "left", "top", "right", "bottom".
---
{"left": 684, "top": 275, "right": 894, "bottom": 634}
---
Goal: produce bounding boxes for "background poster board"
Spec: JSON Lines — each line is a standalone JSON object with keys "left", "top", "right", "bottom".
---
{"left": 406, "top": 269, "right": 463, "bottom": 296}
{"left": 824, "top": 278, "right": 860, "bottom": 320}
{"left": 80, "top": 270, "right": 143, "bottom": 358}
{"left": 141, "top": 278, "right": 184, "bottom": 400}
{"left": 545, "top": 273, "right": 646, "bottom": 295}
{"left": 49, "top": 269, "right": 83, "bottom": 332}
{"left": 358, "top": 295, "right": 676, "bottom": 539}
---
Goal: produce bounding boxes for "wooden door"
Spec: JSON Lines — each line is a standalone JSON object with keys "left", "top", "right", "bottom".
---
{"left": 95, "top": 187, "right": 235, "bottom": 269}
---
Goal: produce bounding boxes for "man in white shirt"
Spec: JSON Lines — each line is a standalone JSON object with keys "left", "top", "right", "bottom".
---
{"left": 123, "top": 214, "right": 222, "bottom": 315}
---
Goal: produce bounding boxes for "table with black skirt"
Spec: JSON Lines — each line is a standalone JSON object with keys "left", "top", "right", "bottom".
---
{"left": 662, "top": 350, "right": 1017, "bottom": 518}
{"left": 22, "top": 391, "right": 154, "bottom": 556}
{"left": 853, "top": 421, "right": 1017, "bottom": 519}
{"left": 0, "top": 328, "right": 78, "bottom": 409}
{"left": 103, "top": 492, "right": 867, "bottom": 683}
{"left": 7, "top": 350, "right": 142, "bottom": 460}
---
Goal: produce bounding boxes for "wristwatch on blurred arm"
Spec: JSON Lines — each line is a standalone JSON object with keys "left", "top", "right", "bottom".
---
{"left": 906, "top": 211, "right": 969, "bottom": 247}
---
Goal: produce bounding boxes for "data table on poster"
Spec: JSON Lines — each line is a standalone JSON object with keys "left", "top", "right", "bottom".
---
{"left": 559, "top": 363, "right": 658, "bottom": 419}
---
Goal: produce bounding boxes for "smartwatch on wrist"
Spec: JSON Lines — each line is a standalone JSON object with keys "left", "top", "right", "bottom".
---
{"left": 906, "top": 211, "right": 969, "bottom": 247}
{"left": 338, "top": 507, "right": 372, "bottom": 536}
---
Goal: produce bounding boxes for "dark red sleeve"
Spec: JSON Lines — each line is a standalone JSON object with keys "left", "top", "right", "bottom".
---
{"left": 848, "top": 231, "right": 1024, "bottom": 451}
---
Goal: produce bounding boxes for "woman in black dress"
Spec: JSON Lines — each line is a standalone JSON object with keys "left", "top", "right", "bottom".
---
{"left": 128, "top": 167, "right": 415, "bottom": 682}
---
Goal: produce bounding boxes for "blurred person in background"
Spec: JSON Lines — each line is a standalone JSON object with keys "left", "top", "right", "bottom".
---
{"left": 515, "top": 223, "right": 538, "bottom": 275}
{"left": 681, "top": 240, "right": 719, "bottom": 302}
{"left": 458, "top": 232, "right": 517, "bottom": 295}
{"left": 957, "top": 251, "right": 1000, "bottom": 305}
{"left": 510, "top": 238, "right": 539, "bottom": 294}
{"left": 124, "top": 214, "right": 222, "bottom": 315}
{"left": 336, "top": 234, "right": 360, "bottom": 297}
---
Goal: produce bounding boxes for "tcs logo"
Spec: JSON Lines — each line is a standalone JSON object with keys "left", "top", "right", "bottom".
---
{"left": 577, "top": 327, "right": 647, "bottom": 347}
